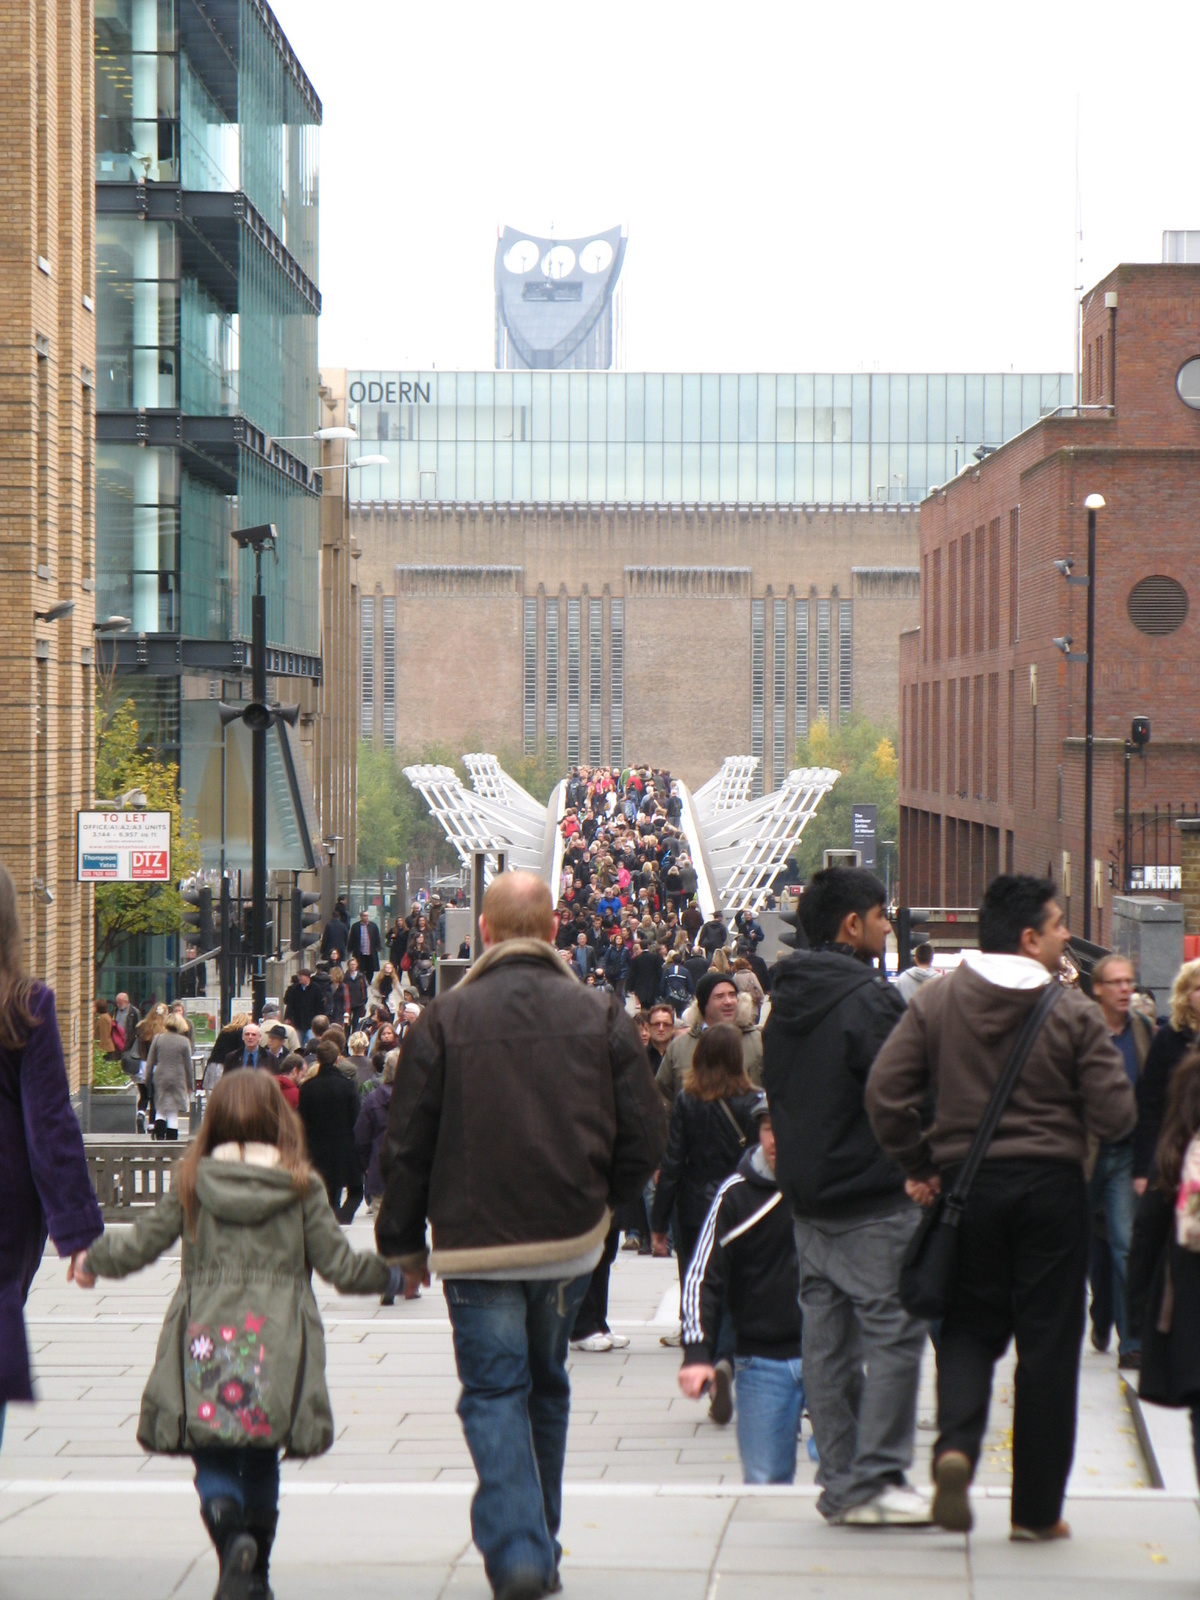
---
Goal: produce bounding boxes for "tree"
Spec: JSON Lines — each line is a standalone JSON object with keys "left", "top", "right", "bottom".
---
{"left": 792, "top": 716, "right": 899, "bottom": 884}
{"left": 356, "top": 741, "right": 461, "bottom": 875}
{"left": 93, "top": 697, "right": 202, "bottom": 976}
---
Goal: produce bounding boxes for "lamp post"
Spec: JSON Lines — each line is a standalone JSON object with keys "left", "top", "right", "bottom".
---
{"left": 1052, "top": 490, "right": 1105, "bottom": 939}
{"left": 1082, "top": 494, "right": 1104, "bottom": 940}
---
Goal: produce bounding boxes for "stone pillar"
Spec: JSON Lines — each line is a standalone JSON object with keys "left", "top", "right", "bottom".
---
{"left": 1178, "top": 819, "right": 1200, "bottom": 937}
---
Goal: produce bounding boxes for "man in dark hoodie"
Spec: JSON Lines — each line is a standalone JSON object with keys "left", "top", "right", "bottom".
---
{"left": 762, "top": 866, "right": 928, "bottom": 1526}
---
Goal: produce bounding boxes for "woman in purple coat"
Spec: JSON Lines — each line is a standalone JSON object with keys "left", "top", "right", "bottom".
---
{"left": 0, "top": 863, "right": 103, "bottom": 1441}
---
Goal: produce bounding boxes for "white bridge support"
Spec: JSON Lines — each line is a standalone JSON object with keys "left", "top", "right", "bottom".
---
{"left": 405, "top": 753, "right": 838, "bottom": 916}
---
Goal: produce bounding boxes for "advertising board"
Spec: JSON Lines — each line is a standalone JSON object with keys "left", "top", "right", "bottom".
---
{"left": 77, "top": 812, "right": 171, "bottom": 882}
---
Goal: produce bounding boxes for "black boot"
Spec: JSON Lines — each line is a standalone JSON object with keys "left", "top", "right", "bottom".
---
{"left": 199, "top": 1496, "right": 258, "bottom": 1600}
{"left": 153, "top": 1119, "right": 167, "bottom": 1140}
{"left": 244, "top": 1507, "right": 278, "bottom": 1600}
{"left": 166, "top": 1126, "right": 179, "bottom": 1140}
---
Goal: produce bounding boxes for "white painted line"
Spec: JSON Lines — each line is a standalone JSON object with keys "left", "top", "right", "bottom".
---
{"left": 651, "top": 1283, "right": 681, "bottom": 1326}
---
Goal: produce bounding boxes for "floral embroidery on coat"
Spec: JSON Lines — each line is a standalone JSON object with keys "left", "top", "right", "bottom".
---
{"left": 186, "top": 1313, "right": 272, "bottom": 1439}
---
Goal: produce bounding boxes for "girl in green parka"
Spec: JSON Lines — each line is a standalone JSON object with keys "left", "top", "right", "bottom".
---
{"left": 74, "top": 1066, "right": 401, "bottom": 1600}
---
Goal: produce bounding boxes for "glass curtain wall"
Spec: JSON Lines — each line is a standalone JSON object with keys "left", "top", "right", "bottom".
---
{"left": 235, "top": 455, "right": 320, "bottom": 655}
{"left": 345, "top": 371, "right": 1075, "bottom": 506}
{"left": 95, "top": 0, "right": 178, "bottom": 182}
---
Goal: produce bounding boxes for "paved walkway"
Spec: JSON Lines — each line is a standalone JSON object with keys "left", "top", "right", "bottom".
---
{"left": 2, "top": 1223, "right": 1196, "bottom": 1597}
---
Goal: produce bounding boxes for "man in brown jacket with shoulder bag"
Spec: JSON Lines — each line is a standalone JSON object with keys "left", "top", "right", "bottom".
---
{"left": 376, "top": 870, "right": 666, "bottom": 1600}
{"left": 866, "top": 875, "right": 1135, "bottom": 1543}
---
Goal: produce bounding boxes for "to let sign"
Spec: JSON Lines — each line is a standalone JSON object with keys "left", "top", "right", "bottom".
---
{"left": 77, "top": 812, "right": 171, "bottom": 883}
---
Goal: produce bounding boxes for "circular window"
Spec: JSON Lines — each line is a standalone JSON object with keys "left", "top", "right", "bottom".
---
{"left": 503, "top": 239, "right": 540, "bottom": 274}
{"left": 579, "top": 239, "right": 614, "bottom": 274}
{"left": 1128, "top": 575, "right": 1189, "bottom": 635}
{"left": 541, "top": 245, "right": 576, "bottom": 279}
{"left": 1177, "top": 358, "right": 1200, "bottom": 409}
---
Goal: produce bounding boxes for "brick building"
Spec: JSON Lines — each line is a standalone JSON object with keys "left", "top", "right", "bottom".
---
{"left": 342, "top": 369, "right": 1071, "bottom": 791}
{"left": 899, "top": 263, "right": 1200, "bottom": 941}
{"left": 0, "top": 0, "right": 97, "bottom": 1088}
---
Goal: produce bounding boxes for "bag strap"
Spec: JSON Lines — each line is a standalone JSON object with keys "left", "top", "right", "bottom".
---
{"left": 946, "top": 979, "right": 1063, "bottom": 1210}
{"left": 717, "top": 1097, "right": 748, "bottom": 1150}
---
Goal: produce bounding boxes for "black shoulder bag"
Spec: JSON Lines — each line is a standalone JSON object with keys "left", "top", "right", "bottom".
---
{"left": 899, "top": 979, "right": 1063, "bottom": 1321}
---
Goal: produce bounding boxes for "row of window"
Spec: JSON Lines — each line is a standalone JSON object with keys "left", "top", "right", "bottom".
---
{"left": 922, "top": 509, "right": 1020, "bottom": 663}
{"left": 904, "top": 671, "right": 1016, "bottom": 808}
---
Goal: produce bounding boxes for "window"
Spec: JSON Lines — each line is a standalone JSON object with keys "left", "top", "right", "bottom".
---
{"left": 796, "top": 599, "right": 809, "bottom": 740}
{"left": 838, "top": 600, "right": 853, "bottom": 721}
{"left": 566, "top": 599, "right": 580, "bottom": 763}
{"left": 359, "top": 596, "right": 375, "bottom": 738}
{"left": 972, "top": 674, "right": 984, "bottom": 798}
{"left": 946, "top": 680, "right": 957, "bottom": 797}
{"left": 987, "top": 672, "right": 999, "bottom": 800}
{"left": 931, "top": 680, "right": 941, "bottom": 792}
{"left": 920, "top": 682, "right": 929, "bottom": 790}
{"left": 1007, "top": 670, "right": 1015, "bottom": 803}
{"left": 381, "top": 597, "right": 396, "bottom": 748}
{"left": 773, "top": 599, "right": 787, "bottom": 788}
{"left": 751, "top": 600, "right": 765, "bottom": 796}
{"left": 960, "top": 538, "right": 971, "bottom": 655}
{"left": 609, "top": 599, "right": 623, "bottom": 767}
{"left": 909, "top": 685, "right": 919, "bottom": 788}
{"left": 931, "top": 548, "right": 942, "bottom": 661}
{"left": 922, "top": 554, "right": 929, "bottom": 663}
{"left": 545, "top": 598, "right": 559, "bottom": 758}
{"left": 588, "top": 599, "right": 602, "bottom": 763}
{"left": 816, "top": 600, "right": 831, "bottom": 719}
{"left": 959, "top": 677, "right": 970, "bottom": 795}
{"left": 523, "top": 598, "right": 538, "bottom": 756}
{"left": 988, "top": 519, "right": 1000, "bottom": 649}
{"left": 1008, "top": 508, "right": 1019, "bottom": 642}
{"left": 973, "top": 527, "right": 985, "bottom": 654}
{"left": 947, "top": 540, "right": 958, "bottom": 657}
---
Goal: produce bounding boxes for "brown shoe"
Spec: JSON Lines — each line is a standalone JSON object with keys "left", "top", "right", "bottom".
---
{"left": 931, "top": 1450, "right": 973, "bottom": 1532}
{"left": 1010, "top": 1520, "right": 1071, "bottom": 1542}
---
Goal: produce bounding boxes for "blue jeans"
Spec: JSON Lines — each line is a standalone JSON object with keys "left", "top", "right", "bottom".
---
{"left": 444, "top": 1274, "right": 590, "bottom": 1593}
{"left": 191, "top": 1446, "right": 280, "bottom": 1513}
{"left": 1090, "top": 1138, "right": 1138, "bottom": 1357}
{"left": 735, "top": 1356, "right": 805, "bottom": 1484}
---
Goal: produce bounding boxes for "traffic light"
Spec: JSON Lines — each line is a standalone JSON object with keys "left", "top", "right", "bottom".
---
{"left": 896, "top": 907, "right": 930, "bottom": 972}
{"left": 778, "top": 899, "right": 807, "bottom": 952}
{"left": 291, "top": 887, "right": 321, "bottom": 954}
{"left": 180, "top": 881, "right": 215, "bottom": 951}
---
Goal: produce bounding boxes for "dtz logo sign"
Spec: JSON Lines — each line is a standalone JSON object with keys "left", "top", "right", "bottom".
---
{"left": 131, "top": 850, "right": 168, "bottom": 880}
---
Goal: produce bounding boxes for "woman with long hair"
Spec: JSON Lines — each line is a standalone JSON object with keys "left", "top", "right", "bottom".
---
{"left": 76, "top": 1068, "right": 400, "bottom": 1599}
{"left": 1129, "top": 1048, "right": 1200, "bottom": 1480}
{"left": 649, "top": 1024, "right": 758, "bottom": 1423}
{"left": 0, "top": 861, "right": 103, "bottom": 1445}
{"left": 1134, "top": 959, "right": 1200, "bottom": 1187}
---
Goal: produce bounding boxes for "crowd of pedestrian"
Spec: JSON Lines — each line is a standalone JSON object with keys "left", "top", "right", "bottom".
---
{"left": 14, "top": 838, "right": 1200, "bottom": 1599}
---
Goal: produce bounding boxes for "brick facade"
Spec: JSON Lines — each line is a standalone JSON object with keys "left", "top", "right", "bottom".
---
{"left": 899, "top": 264, "right": 1200, "bottom": 943}
{"left": 0, "top": 0, "right": 96, "bottom": 1087}
{"left": 352, "top": 500, "right": 920, "bottom": 790}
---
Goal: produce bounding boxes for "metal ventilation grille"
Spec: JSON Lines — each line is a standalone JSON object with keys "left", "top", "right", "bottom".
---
{"left": 1128, "top": 576, "right": 1189, "bottom": 636}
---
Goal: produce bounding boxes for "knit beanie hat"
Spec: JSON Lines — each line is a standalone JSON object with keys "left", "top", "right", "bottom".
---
{"left": 695, "top": 968, "right": 738, "bottom": 1016}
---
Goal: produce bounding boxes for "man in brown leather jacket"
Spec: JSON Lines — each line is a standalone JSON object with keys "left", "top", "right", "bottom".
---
{"left": 376, "top": 870, "right": 665, "bottom": 1600}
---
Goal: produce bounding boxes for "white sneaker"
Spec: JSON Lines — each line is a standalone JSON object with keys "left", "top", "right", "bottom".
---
{"left": 607, "top": 1333, "right": 630, "bottom": 1349}
{"left": 570, "top": 1332, "right": 614, "bottom": 1352}
{"left": 659, "top": 1328, "right": 682, "bottom": 1347}
{"left": 840, "top": 1486, "right": 933, "bottom": 1526}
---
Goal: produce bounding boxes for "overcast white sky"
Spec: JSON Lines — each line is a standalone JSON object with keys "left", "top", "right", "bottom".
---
{"left": 276, "top": 0, "right": 1196, "bottom": 376}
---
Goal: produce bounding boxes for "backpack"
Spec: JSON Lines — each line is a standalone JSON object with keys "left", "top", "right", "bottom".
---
{"left": 1176, "top": 1132, "right": 1200, "bottom": 1250}
{"left": 110, "top": 1020, "right": 127, "bottom": 1054}
{"left": 661, "top": 964, "right": 692, "bottom": 1010}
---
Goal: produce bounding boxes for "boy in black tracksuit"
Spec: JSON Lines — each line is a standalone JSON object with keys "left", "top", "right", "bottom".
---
{"left": 678, "top": 1095, "right": 810, "bottom": 1483}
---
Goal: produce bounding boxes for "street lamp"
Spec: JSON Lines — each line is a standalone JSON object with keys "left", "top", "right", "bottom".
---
{"left": 34, "top": 599, "right": 75, "bottom": 623}
{"left": 1055, "top": 494, "right": 1105, "bottom": 938}
{"left": 93, "top": 615, "right": 131, "bottom": 634}
{"left": 1123, "top": 717, "right": 1151, "bottom": 891}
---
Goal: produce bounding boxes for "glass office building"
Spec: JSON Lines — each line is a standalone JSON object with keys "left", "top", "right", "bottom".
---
{"left": 344, "top": 371, "right": 1075, "bottom": 507}
{"left": 94, "top": 0, "right": 324, "bottom": 990}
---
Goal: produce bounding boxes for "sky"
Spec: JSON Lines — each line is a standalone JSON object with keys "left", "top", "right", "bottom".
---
{"left": 275, "top": 0, "right": 1198, "bottom": 377}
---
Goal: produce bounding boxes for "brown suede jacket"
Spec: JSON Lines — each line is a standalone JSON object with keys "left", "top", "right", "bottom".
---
{"left": 375, "top": 938, "right": 666, "bottom": 1276}
{"left": 865, "top": 963, "right": 1135, "bottom": 1177}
